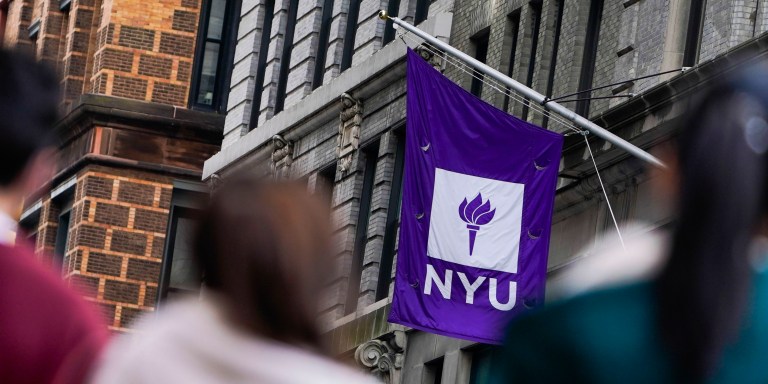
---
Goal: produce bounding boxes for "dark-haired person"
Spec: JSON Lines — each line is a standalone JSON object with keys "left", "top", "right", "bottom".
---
{"left": 0, "top": 49, "right": 109, "bottom": 383}
{"left": 490, "top": 66, "right": 768, "bottom": 384}
{"left": 91, "top": 178, "right": 380, "bottom": 384}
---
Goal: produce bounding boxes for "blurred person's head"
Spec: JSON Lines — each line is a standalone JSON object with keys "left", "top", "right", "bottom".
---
{"left": 656, "top": 63, "right": 768, "bottom": 380}
{"left": 194, "top": 176, "right": 332, "bottom": 350}
{"left": 0, "top": 49, "right": 59, "bottom": 217}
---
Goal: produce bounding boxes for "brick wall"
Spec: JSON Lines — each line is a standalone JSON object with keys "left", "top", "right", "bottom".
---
{"left": 57, "top": 167, "right": 173, "bottom": 331}
{"left": 89, "top": 0, "right": 200, "bottom": 106}
{"left": 2, "top": 0, "right": 203, "bottom": 109}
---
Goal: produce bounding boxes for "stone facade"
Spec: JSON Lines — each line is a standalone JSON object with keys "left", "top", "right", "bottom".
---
{"left": 206, "top": 0, "right": 768, "bottom": 382}
{"left": 4, "top": 0, "right": 224, "bottom": 332}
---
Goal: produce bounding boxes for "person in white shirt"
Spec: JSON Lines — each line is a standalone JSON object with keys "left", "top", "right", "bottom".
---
{"left": 91, "top": 177, "right": 380, "bottom": 384}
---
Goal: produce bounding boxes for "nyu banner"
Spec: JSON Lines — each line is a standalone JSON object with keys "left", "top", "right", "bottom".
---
{"left": 388, "top": 49, "right": 563, "bottom": 344}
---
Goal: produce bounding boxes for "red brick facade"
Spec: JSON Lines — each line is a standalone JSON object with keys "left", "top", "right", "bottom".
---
{"left": 4, "top": 0, "right": 222, "bottom": 331}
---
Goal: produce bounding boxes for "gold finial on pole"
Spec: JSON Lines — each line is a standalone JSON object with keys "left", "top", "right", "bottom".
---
{"left": 378, "top": 10, "right": 389, "bottom": 20}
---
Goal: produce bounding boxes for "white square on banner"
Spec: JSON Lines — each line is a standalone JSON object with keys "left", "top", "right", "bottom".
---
{"left": 427, "top": 168, "right": 524, "bottom": 273}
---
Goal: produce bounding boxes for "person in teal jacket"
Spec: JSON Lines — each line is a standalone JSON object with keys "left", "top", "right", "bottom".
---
{"left": 491, "top": 65, "right": 768, "bottom": 383}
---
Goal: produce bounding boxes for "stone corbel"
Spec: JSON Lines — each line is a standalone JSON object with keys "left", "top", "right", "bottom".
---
{"left": 337, "top": 93, "right": 363, "bottom": 173}
{"left": 415, "top": 44, "right": 444, "bottom": 71}
{"left": 355, "top": 330, "right": 406, "bottom": 384}
{"left": 271, "top": 134, "right": 293, "bottom": 179}
{"left": 208, "top": 173, "right": 223, "bottom": 193}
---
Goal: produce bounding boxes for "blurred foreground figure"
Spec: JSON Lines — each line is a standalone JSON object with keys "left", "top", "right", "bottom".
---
{"left": 92, "top": 177, "right": 379, "bottom": 383}
{"left": 0, "top": 50, "right": 109, "bottom": 383}
{"left": 492, "top": 66, "right": 768, "bottom": 383}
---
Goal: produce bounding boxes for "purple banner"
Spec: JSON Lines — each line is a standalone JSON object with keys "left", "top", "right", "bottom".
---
{"left": 388, "top": 49, "right": 563, "bottom": 344}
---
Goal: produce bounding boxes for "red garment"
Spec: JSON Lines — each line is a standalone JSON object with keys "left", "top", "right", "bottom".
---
{"left": 0, "top": 243, "right": 109, "bottom": 384}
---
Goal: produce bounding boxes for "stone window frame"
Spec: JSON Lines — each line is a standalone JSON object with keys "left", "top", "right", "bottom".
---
{"left": 273, "top": 0, "right": 299, "bottom": 114}
{"left": 157, "top": 181, "right": 208, "bottom": 304}
{"left": 312, "top": 0, "right": 334, "bottom": 89}
{"left": 340, "top": 0, "right": 362, "bottom": 72}
{"left": 248, "top": 0, "right": 276, "bottom": 130}
{"left": 574, "top": 0, "right": 604, "bottom": 117}
{"left": 344, "top": 139, "right": 380, "bottom": 315}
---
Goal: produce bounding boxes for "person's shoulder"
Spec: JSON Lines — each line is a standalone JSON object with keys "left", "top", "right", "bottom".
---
{"left": 508, "top": 282, "right": 654, "bottom": 339}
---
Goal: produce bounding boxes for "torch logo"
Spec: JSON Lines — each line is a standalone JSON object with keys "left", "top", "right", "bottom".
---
{"left": 458, "top": 193, "right": 496, "bottom": 256}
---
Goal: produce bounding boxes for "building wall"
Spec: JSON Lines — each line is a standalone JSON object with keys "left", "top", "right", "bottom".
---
{"left": 62, "top": 167, "right": 171, "bottom": 331}
{"left": 207, "top": 0, "right": 768, "bottom": 382}
{"left": 6, "top": 0, "right": 224, "bottom": 331}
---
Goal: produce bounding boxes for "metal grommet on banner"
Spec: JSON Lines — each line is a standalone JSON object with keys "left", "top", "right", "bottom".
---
{"left": 410, "top": 280, "right": 419, "bottom": 288}
{"left": 528, "top": 229, "right": 542, "bottom": 239}
{"left": 420, "top": 142, "right": 431, "bottom": 152}
{"left": 534, "top": 156, "right": 551, "bottom": 171}
{"left": 415, "top": 212, "right": 424, "bottom": 220}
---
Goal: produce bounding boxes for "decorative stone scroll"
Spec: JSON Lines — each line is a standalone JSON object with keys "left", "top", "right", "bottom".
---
{"left": 355, "top": 330, "right": 406, "bottom": 384}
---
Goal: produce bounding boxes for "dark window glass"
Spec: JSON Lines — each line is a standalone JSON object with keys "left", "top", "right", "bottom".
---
{"left": 340, "top": 0, "right": 361, "bottom": 71}
{"left": 469, "top": 347, "right": 501, "bottom": 384}
{"left": 575, "top": 0, "right": 604, "bottom": 117}
{"left": 274, "top": 0, "right": 299, "bottom": 113}
{"left": 542, "top": 0, "right": 564, "bottom": 128}
{"left": 521, "top": 1, "right": 542, "bottom": 120}
{"left": 376, "top": 133, "right": 405, "bottom": 301}
{"left": 502, "top": 11, "right": 520, "bottom": 111}
{"left": 470, "top": 28, "right": 490, "bottom": 97}
{"left": 425, "top": 357, "right": 444, "bottom": 384}
{"left": 683, "top": 0, "right": 706, "bottom": 67}
{"left": 190, "top": 0, "right": 240, "bottom": 112}
{"left": 249, "top": 0, "right": 275, "bottom": 130}
{"left": 19, "top": 211, "right": 39, "bottom": 247}
{"left": 159, "top": 186, "right": 207, "bottom": 303}
{"left": 414, "top": 0, "right": 430, "bottom": 25}
{"left": 345, "top": 141, "right": 379, "bottom": 314}
{"left": 317, "top": 162, "right": 337, "bottom": 206}
{"left": 382, "top": 0, "right": 402, "bottom": 46}
{"left": 54, "top": 209, "right": 71, "bottom": 267}
{"left": 313, "top": 0, "right": 335, "bottom": 89}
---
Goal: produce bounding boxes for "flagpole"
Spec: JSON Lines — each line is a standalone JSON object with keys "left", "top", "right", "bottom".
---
{"left": 380, "top": 11, "right": 666, "bottom": 168}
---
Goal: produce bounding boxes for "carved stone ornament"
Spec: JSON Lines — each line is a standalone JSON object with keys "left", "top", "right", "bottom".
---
{"left": 337, "top": 92, "right": 363, "bottom": 173}
{"left": 355, "top": 330, "right": 406, "bottom": 384}
{"left": 208, "top": 173, "right": 223, "bottom": 193}
{"left": 415, "top": 44, "right": 443, "bottom": 71}
{"left": 271, "top": 134, "right": 293, "bottom": 179}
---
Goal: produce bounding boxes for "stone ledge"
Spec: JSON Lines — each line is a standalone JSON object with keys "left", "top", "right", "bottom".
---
{"left": 203, "top": 11, "right": 454, "bottom": 180}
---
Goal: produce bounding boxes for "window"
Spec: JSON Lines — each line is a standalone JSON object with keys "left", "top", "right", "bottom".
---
{"left": 313, "top": 0, "right": 334, "bottom": 89}
{"left": 53, "top": 194, "right": 74, "bottom": 269}
{"left": 414, "top": 0, "right": 430, "bottom": 25}
{"left": 575, "top": 0, "right": 604, "bottom": 117}
{"left": 682, "top": 0, "right": 706, "bottom": 67}
{"left": 381, "top": 0, "right": 401, "bottom": 46}
{"left": 19, "top": 206, "right": 40, "bottom": 248}
{"left": 542, "top": 0, "right": 564, "bottom": 128}
{"left": 501, "top": 11, "right": 520, "bottom": 111}
{"left": 340, "top": 0, "right": 362, "bottom": 71}
{"left": 190, "top": 0, "right": 240, "bottom": 112}
{"left": 424, "top": 357, "right": 445, "bottom": 384}
{"left": 469, "top": 347, "right": 501, "bottom": 384}
{"left": 158, "top": 184, "right": 208, "bottom": 302}
{"left": 248, "top": 0, "right": 275, "bottom": 129}
{"left": 345, "top": 141, "right": 379, "bottom": 314}
{"left": 521, "top": 1, "right": 542, "bottom": 121}
{"left": 376, "top": 132, "right": 405, "bottom": 301}
{"left": 316, "top": 162, "right": 337, "bottom": 206}
{"left": 470, "top": 28, "right": 490, "bottom": 97}
{"left": 274, "top": 0, "right": 299, "bottom": 113}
